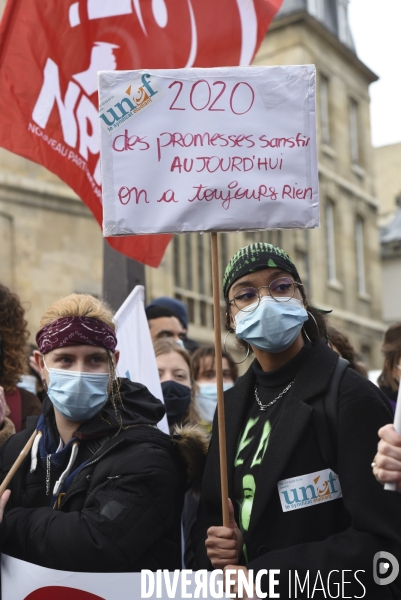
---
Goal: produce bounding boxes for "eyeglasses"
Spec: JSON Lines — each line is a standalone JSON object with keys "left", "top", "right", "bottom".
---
{"left": 228, "top": 277, "right": 303, "bottom": 313}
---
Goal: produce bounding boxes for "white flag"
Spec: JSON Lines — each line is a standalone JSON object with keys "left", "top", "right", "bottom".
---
{"left": 1, "top": 554, "right": 217, "bottom": 599}
{"left": 115, "top": 285, "right": 168, "bottom": 434}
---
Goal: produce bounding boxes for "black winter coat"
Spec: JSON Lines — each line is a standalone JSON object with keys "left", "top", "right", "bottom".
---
{"left": 192, "top": 342, "right": 401, "bottom": 599}
{"left": 0, "top": 379, "right": 186, "bottom": 572}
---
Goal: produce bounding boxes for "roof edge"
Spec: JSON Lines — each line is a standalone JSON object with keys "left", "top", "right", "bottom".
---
{"left": 267, "top": 11, "right": 378, "bottom": 84}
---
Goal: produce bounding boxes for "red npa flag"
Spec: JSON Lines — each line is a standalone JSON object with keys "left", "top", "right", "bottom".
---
{"left": 0, "top": 0, "right": 282, "bottom": 267}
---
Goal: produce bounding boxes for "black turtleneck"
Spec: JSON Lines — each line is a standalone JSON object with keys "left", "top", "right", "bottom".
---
{"left": 233, "top": 342, "right": 311, "bottom": 562}
{"left": 253, "top": 341, "right": 311, "bottom": 405}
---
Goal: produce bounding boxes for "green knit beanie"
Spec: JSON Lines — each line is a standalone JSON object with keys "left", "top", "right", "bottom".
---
{"left": 223, "top": 243, "right": 301, "bottom": 299}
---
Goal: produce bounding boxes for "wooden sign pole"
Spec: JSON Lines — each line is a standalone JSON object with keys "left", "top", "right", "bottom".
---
{"left": 0, "top": 429, "right": 37, "bottom": 497}
{"left": 210, "top": 232, "right": 229, "bottom": 527}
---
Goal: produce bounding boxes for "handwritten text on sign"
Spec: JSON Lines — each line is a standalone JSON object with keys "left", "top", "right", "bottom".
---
{"left": 99, "top": 66, "right": 319, "bottom": 235}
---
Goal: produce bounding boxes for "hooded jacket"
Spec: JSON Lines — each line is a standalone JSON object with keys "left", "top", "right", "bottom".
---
{"left": 0, "top": 378, "right": 189, "bottom": 572}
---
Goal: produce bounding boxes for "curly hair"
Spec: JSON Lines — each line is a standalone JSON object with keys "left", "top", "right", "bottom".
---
{"left": 0, "top": 284, "right": 29, "bottom": 393}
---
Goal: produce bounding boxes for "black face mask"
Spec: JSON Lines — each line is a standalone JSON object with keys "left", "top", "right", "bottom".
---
{"left": 161, "top": 380, "right": 191, "bottom": 426}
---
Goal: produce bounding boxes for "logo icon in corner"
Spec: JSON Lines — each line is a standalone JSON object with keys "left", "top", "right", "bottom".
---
{"left": 99, "top": 73, "right": 165, "bottom": 135}
{"left": 373, "top": 551, "right": 399, "bottom": 586}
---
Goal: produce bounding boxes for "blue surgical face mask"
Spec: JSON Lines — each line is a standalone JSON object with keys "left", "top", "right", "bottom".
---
{"left": 196, "top": 382, "right": 233, "bottom": 423}
{"left": 176, "top": 339, "right": 186, "bottom": 350}
{"left": 234, "top": 296, "right": 308, "bottom": 353}
{"left": 44, "top": 361, "right": 109, "bottom": 422}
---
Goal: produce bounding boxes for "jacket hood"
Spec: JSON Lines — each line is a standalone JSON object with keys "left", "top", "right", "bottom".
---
{"left": 172, "top": 424, "right": 209, "bottom": 493}
{"left": 42, "top": 377, "right": 166, "bottom": 442}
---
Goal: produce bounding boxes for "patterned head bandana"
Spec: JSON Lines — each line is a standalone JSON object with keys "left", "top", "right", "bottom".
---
{"left": 36, "top": 317, "right": 117, "bottom": 354}
{"left": 223, "top": 242, "right": 301, "bottom": 299}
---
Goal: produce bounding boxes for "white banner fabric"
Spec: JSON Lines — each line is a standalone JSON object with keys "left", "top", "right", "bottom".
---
{"left": 114, "top": 285, "right": 168, "bottom": 434}
{"left": 1, "top": 556, "right": 223, "bottom": 600}
{"left": 99, "top": 66, "right": 319, "bottom": 236}
{"left": 1, "top": 555, "right": 142, "bottom": 600}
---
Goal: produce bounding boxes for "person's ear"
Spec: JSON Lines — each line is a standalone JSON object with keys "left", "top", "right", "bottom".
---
{"left": 33, "top": 350, "right": 45, "bottom": 373}
{"left": 114, "top": 350, "right": 120, "bottom": 367}
{"left": 34, "top": 351, "right": 48, "bottom": 388}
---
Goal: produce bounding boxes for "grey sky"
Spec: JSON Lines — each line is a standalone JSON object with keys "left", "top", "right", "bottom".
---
{"left": 348, "top": 0, "right": 401, "bottom": 148}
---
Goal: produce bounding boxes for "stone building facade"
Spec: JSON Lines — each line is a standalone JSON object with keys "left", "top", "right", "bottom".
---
{"left": 147, "top": 0, "right": 386, "bottom": 368}
{"left": 374, "top": 143, "right": 401, "bottom": 324}
{"left": 374, "top": 142, "right": 401, "bottom": 224}
{"left": 0, "top": 149, "right": 103, "bottom": 334}
{"left": 0, "top": 0, "right": 386, "bottom": 367}
{"left": 258, "top": 0, "right": 385, "bottom": 368}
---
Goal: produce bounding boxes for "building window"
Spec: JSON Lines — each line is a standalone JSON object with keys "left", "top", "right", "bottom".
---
{"left": 349, "top": 99, "right": 360, "bottom": 164}
{"left": 307, "top": 0, "right": 324, "bottom": 20}
{"left": 197, "top": 234, "right": 205, "bottom": 295}
{"left": 355, "top": 217, "right": 366, "bottom": 295}
{"left": 220, "top": 233, "right": 228, "bottom": 276}
{"left": 174, "top": 232, "right": 214, "bottom": 329}
{"left": 185, "top": 234, "right": 193, "bottom": 290}
{"left": 200, "top": 300, "right": 207, "bottom": 327}
{"left": 319, "top": 75, "right": 330, "bottom": 145}
{"left": 325, "top": 200, "right": 337, "bottom": 282}
{"left": 173, "top": 236, "right": 181, "bottom": 288}
{"left": 272, "top": 230, "right": 282, "bottom": 248}
{"left": 187, "top": 297, "right": 195, "bottom": 324}
{"left": 360, "top": 344, "right": 371, "bottom": 370}
{"left": 295, "top": 250, "right": 310, "bottom": 294}
{"left": 337, "top": 0, "right": 349, "bottom": 45}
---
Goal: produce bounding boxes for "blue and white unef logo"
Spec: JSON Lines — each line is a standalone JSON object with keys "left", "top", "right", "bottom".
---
{"left": 99, "top": 73, "right": 165, "bottom": 135}
{"left": 277, "top": 468, "right": 342, "bottom": 512}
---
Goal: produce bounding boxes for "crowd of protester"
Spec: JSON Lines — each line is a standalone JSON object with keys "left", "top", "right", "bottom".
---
{"left": 0, "top": 241, "right": 400, "bottom": 597}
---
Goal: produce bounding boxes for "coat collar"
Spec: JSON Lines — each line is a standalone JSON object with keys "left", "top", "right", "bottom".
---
{"left": 290, "top": 340, "right": 339, "bottom": 403}
{"left": 223, "top": 341, "right": 340, "bottom": 533}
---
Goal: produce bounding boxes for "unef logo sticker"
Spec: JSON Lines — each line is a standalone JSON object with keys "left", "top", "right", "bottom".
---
{"left": 99, "top": 73, "right": 165, "bottom": 134}
{"left": 277, "top": 468, "right": 342, "bottom": 512}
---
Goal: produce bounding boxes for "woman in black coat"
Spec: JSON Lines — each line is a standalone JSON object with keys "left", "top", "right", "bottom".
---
{"left": 0, "top": 293, "right": 203, "bottom": 572}
{"left": 192, "top": 243, "right": 401, "bottom": 599}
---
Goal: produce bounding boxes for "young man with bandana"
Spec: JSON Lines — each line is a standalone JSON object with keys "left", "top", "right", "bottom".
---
{"left": 0, "top": 294, "right": 204, "bottom": 572}
{"left": 191, "top": 243, "right": 401, "bottom": 599}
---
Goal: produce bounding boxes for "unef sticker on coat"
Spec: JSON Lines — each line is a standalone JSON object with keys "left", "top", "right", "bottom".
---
{"left": 277, "top": 468, "right": 342, "bottom": 512}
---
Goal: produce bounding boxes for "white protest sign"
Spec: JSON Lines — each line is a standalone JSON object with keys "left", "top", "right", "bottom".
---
{"left": 99, "top": 66, "right": 319, "bottom": 236}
